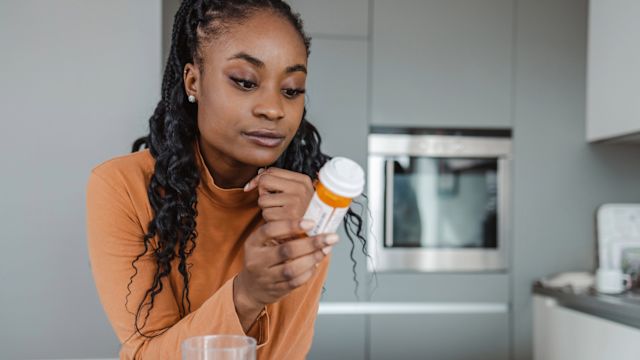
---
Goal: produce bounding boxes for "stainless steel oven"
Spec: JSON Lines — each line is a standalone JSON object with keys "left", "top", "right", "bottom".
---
{"left": 368, "top": 130, "right": 512, "bottom": 272}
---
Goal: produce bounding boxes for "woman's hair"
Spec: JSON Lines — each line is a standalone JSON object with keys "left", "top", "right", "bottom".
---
{"left": 128, "top": 0, "right": 369, "bottom": 338}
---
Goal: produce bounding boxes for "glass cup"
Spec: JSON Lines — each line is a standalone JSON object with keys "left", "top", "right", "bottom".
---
{"left": 182, "top": 335, "right": 256, "bottom": 360}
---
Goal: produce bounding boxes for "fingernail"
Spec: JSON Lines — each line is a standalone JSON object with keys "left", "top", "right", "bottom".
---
{"left": 324, "top": 234, "right": 339, "bottom": 245}
{"left": 258, "top": 167, "right": 265, "bottom": 174}
{"left": 322, "top": 246, "right": 333, "bottom": 255}
{"left": 300, "top": 219, "right": 315, "bottom": 230}
{"left": 243, "top": 182, "right": 251, "bottom": 192}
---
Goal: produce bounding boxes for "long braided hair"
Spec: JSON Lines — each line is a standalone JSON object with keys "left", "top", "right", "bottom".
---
{"left": 129, "top": 0, "right": 369, "bottom": 338}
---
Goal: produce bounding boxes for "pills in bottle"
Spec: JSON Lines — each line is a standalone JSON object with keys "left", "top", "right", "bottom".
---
{"left": 303, "top": 157, "right": 365, "bottom": 236}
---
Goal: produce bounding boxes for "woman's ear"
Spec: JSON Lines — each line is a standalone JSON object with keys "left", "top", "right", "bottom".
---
{"left": 183, "top": 63, "right": 200, "bottom": 102}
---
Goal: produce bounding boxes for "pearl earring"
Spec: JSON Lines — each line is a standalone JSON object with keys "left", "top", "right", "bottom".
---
{"left": 188, "top": 95, "right": 196, "bottom": 103}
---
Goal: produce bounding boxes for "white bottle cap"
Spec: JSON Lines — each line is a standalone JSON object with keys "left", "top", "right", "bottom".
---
{"left": 318, "top": 157, "right": 365, "bottom": 198}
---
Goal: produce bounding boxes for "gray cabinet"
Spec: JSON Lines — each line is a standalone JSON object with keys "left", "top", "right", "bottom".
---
{"left": 370, "top": 313, "right": 509, "bottom": 360}
{"left": 308, "top": 314, "right": 367, "bottom": 360}
{"left": 305, "top": 37, "right": 370, "bottom": 301}
{"left": 586, "top": 0, "right": 640, "bottom": 142}
{"left": 370, "top": 273, "right": 510, "bottom": 302}
{"left": 302, "top": 31, "right": 369, "bottom": 360}
{"left": 371, "top": 0, "right": 514, "bottom": 128}
{"left": 368, "top": 275, "right": 510, "bottom": 359}
{"left": 306, "top": 38, "right": 368, "bottom": 168}
{"left": 286, "top": 0, "right": 368, "bottom": 37}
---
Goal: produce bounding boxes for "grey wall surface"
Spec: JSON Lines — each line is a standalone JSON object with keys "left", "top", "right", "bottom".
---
{"left": 163, "top": 0, "right": 181, "bottom": 63}
{"left": 0, "top": 1, "right": 161, "bottom": 358}
{"left": 511, "top": 0, "right": 640, "bottom": 359}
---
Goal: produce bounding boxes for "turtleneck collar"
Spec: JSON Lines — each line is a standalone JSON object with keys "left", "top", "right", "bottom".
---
{"left": 194, "top": 140, "right": 259, "bottom": 208}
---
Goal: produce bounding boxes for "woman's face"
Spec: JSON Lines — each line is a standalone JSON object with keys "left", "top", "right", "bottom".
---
{"left": 184, "top": 11, "right": 308, "bottom": 169}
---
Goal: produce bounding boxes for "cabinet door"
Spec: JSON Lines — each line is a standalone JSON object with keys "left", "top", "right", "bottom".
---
{"left": 304, "top": 38, "right": 369, "bottom": 360}
{"left": 533, "top": 295, "right": 640, "bottom": 360}
{"left": 308, "top": 314, "right": 367, "bottom": 360}
{"left": 306, "top": 38, "right": 368, "bottom": 166}
{"left": 586, "top": 0, "right": 640, "bottom": 142}
{"left": 372, "top": 0, "right": 513, "bottom": 128}
{"left": 305, "top": 38, "right": 370, "bottom": 301}
{"left": 370, "top": 273, "right": 509, "bottom": 302}
{"left": 286, "top": 0, "right": 368, "bottom": 37}
{"left": 370, "top": 313, "right": 510, "bottom": 360}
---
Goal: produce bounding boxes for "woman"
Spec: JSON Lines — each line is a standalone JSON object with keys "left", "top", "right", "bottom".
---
{"left": 86, "top": 0, "right": 365, "bottom": 359}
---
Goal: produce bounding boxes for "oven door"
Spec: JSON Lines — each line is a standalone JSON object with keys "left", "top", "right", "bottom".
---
{"left": 368, "top": 134, "right": 512, "bottom": 272}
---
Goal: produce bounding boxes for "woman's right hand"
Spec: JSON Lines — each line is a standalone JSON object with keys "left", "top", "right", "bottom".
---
{"left": 233, "top": 219, "right": 338, "bottom": 320}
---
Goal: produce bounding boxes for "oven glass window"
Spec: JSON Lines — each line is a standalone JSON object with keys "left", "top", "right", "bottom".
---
{"left": 385, "top": 156, "right": 498, "bottom": 249}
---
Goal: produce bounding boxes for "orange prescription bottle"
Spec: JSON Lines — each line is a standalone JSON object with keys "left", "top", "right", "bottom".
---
{"left": 303, "top": 157, "right": 365, "bottom": 236}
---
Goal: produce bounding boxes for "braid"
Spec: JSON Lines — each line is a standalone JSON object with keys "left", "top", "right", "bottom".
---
{"left": 128, "top": 0, "right": 370, "bottom": 338}
{"left": 126, "top": 0, "right": 202, "bottom": 338}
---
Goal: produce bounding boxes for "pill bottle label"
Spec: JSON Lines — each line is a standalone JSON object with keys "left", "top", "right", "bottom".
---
{"left": 303, "top": 192, "right": 350, "bottom": 236}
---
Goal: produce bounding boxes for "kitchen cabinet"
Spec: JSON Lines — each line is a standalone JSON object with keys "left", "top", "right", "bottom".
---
{"left": 286, "top": 0, "right": 368, "bottom": 37}
{"left": 370, "top": 273, "right": 509, "bottom": 302}
{"left": 299, "top": 13, "right": 370, "bottom": 359}
{"left": 533, "top": 295, "right": 640, "bottom": 360}
{"left": 308, "top": 314, "right": 367, "bottom": 360}
{"left": 371, "top": 0, "right": 513, "bottom": 129}
{"left": 370, "top": 312, "right": 509, "bottom": 360}
{"left": 586, "top": 0, "right": 640, "bottom": 142}
{"left": 304, "top": 37, "right": 369, "bottom": 301}
{"left": 306, "top": 38, "right": 368, "bottom": 168}
{"left": 367, "top": 274, "right": 510, "bottom": 359}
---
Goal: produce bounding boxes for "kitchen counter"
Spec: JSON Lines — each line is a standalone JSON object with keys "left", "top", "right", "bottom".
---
{"left": 532, "top": 284, "right": 640, "bottom": 329}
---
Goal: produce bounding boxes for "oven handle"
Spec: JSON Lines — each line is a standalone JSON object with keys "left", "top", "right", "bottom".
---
{"left": 384, "top": 159, "right": 394, "bottom": 248}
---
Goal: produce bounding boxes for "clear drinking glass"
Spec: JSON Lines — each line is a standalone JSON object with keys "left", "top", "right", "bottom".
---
{"left": 182, "top": 335, "right": 256, "bottom": 360}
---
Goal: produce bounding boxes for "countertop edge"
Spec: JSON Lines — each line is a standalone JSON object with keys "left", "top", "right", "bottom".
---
{"left": 532, "top": 285, "right": 640, "bottom": 330}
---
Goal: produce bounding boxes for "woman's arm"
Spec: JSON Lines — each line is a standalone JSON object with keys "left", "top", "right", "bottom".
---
{"left": 86, "top": 170, "right": 269, "bottom": 360}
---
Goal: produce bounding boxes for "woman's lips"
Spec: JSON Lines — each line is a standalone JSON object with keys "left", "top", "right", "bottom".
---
{"left": 242, "top": 130, "right": 285, "bottom": 148}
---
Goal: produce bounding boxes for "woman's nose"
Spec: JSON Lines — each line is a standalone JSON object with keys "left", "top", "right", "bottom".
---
{"left": 252, "top": 89, "right": 285, "bottom": 121}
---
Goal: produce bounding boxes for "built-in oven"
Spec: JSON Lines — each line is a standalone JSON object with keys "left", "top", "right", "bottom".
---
{"left": 368, "top": 129, "right": 512, "bottom": 272}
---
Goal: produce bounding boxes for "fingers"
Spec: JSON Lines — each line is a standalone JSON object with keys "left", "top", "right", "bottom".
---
{"left": 259, "top": 193, "right": 306, "bottom": 221}
{"left": 243, "top": 167, "right": 266, "bottom": 192}
{"left": 268, "top": 249, "right": 327, "bottom": 288}
{"left": 240, "top": 223, "right": 337, "bottom": 305}
{"left": 249, "top": 219, "right": 315, "bottom": 246}
{"left": 244, "top": 167, "right": 313, "bottom": 193}
{"left": 265, "top": 233, "right": 339, "bottom": 266}
{"left": 257, "top": 193, "right": 298, "bottom": 209}
{"left": 258, "top": 174, "right": 308, "bottom": 197}
{"left": 276, "top": 268, "right": 316, "bottom": 290}
{"left": 262, "top": 208, "right": 285, "bottom": 223}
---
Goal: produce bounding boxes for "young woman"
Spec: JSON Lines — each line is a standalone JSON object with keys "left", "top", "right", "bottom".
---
{"left": 86, "top": 1, "right": 365, "bottom": 359}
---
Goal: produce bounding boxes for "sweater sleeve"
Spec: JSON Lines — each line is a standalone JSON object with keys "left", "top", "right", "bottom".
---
{"left": 86, "top": 170, "right": 269, "bottom": 360}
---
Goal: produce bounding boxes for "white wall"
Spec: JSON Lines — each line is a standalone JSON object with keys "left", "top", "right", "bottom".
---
{"left": 0, "top": 1, "right": 161, "bottom": 358}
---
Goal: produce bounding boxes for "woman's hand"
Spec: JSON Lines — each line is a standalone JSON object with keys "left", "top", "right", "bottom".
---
{"left": 233, "top": 219, "right": 338, "bottom": 329}
{"left": 243, "top": 167, "right": 315, "bottom": 222}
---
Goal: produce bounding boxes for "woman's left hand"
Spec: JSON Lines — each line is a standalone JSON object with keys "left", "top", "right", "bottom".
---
{"left": 244, "top": 167, "right": 315, "bottom": 222}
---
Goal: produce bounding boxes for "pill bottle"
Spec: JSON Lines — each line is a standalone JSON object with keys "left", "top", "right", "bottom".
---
{"left": 303, "top": 157, "right": 365, "bottom": 236}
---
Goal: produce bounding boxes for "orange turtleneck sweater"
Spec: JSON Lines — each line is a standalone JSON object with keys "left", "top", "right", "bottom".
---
{"left": 86, "top": 145, "right": 330, "bottom": 360}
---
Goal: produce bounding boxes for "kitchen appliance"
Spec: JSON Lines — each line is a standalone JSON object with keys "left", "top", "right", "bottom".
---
{"left": 368, "top": 129, "right": 512, "bottom": 272}
{"left": 596, "top": 204, "right": 640, "bottom": 286}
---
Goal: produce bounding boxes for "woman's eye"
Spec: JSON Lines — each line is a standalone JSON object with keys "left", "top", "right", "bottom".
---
{"left": 283, "top": 88, "right": 306, "bottom": 98}
{"left": 231, "top": 77, "right": 257, "bottom": 90}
